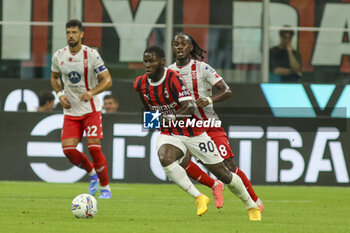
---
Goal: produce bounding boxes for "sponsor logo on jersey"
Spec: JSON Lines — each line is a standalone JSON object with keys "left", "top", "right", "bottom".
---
{"left": 144, "top": 93, "right": 150, "bottom": 100}
{"left": 179, "top": 85, "right": 191, "bottom": 98}
{"left": 148, "top": 102, "right": 177, "bottom": 112}
{"left": 68, "top": 71, "right": 81, "bottom": 84}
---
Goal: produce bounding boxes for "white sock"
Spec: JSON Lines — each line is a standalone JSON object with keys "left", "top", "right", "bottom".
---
{"left": 163, "top": 162, "right": 202, "bottom": 198}
{"left": 100, "top": 185, "right": 110, "bottom": 191}
{"left": 88, "top": 169, "right": 96, "bottom": 176}
{"left": 227, "top": 172, "right": 257, "bottom": 209}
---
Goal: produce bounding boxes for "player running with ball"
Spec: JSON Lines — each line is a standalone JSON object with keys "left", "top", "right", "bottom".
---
{"left": 134, "top": 45, "right": 261, "bottom": 220}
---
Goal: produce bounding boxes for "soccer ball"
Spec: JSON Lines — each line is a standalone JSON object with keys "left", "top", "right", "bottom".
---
{"left": 71, "top": 193, "right": 98, "bottom": 218}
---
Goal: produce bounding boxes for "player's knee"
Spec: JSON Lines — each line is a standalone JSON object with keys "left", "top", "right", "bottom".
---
{"left": 158, "top": 153, "right": 174, "bottom": 167}
{"left": 158, "top": 145, "right": 179, "bottom": 166}
{"left": 158, "top": 151, "right": 178, "bottom": 167}
{"left": 88, "top": 146, "right": 107, "bottom": 164}
{"left": 63, "top": 148, "right": 81, "bottom": 165}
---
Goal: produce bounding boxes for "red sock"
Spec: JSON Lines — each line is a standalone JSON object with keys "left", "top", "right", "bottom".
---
{"left": 235, "top": 167, "right": 259, "bottom": 202}
{"left": 62, "top": 146, "right": 93, "bottom": 172}
{"left": 88, "top": 144, "right": 109, "bottom": 186}
{"left": 184, "top": 161, "right": 215, "bottom": 188}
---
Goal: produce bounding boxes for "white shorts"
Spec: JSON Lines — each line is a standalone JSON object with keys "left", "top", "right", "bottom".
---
{"left": 157, "top": 132, "right": 224, "bottom": 165}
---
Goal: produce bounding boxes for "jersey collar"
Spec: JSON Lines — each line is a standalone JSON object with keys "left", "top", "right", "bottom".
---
{"left": 68, "top": 45, "right": 84, "bottom": 56}
{"left": 147, "top": 68, "right": 168, "bottom": 86}
{"left": 174, "top": 59, "right": 193, "bottom": 69}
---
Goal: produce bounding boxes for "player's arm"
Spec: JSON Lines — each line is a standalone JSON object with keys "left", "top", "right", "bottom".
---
{"left": 175, "top": 99, "right": 194, "bottom": 119}
{"left": 50, "top": 71, "right": 71, "bottom": 109}
{"left": 164, "top": 99, "right": 194, "bottom": 122}
{"left": 138, "top": 93, "right": 150, "bottom": 111}
{"left": 196, "top": 80, "right": 232, "bottom": 108}
{"left": 165, "top": 74, "right": 194, "bottom": 120}
{"left": 79, "top": 70, "right": 112, "bottom": 102}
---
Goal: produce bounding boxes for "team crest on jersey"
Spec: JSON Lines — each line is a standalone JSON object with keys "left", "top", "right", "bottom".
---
{"left": 191, "top": 70, "right": 197, "bottom": 80}
{"left": 164, "top": 88, "right": 169, "bottom": 98}
{"left": 68, "top": 71, "right": 81, "bottom": 84}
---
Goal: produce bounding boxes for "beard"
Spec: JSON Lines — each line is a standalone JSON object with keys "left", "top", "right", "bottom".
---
{"left": 177, "top": 56, "right": 187, "bottom": 61}
{"left": 68, "top": 40, "right": 79, "bottom": 48}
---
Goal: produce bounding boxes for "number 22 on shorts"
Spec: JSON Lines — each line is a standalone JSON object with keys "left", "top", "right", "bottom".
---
{"left": 86, "top": 125, "right": 98, "bottom": 137}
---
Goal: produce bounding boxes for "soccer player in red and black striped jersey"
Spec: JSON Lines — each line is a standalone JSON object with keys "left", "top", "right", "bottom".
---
{"left": 134, "top": 54, "right": 203, "bottom": 137}
{"left": 134, "top": 45, "right": 261, "bottom": 220}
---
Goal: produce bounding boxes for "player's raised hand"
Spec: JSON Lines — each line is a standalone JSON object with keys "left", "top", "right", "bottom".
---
{"left": 79, "top": 91, "right": 93, "bottom": 102}
{"left": 59, "top": 95, "right": 72, "bottom": 109}
{"left": 196, "top": 97, "right": 209, "bottom": 108}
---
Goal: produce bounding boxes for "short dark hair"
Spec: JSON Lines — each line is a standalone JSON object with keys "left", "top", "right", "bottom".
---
{"left": 39, "top": 91, "right": 54, "bottom": 107}
{"left": 279, "top": 25, "right": 294, "bottom": 37}
{"left": 66, "top": 19, "right": 84, "bottom": 31}
{"left": 103, "top": 94, "right": 118, "bottom": 102}
{"left": 144, "top": 45, "right": 165, "bottom": 59}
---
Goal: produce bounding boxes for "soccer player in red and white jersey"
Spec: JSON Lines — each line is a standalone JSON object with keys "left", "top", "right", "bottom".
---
{"left": 51, "top": 19, "right": 112, "bottom": 199}
{"left": 169, "top": 32, "right": 263, "bottom": 212}
{"left": 134, "top": 45, "right": 261, "bottom": 220}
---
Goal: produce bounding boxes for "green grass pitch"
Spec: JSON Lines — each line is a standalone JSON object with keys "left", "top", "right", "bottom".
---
{"left": 0, "top": 181, "right": 349, "bottom": 233}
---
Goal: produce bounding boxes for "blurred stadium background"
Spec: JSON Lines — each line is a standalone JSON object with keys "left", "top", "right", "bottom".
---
{"left": 0, "top": 0, "right": 350, "bottom": 188}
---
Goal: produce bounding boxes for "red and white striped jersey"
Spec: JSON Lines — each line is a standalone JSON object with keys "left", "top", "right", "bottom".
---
{"left": 51, "top": 45, "right": 107, "bottom": 116}
{"left": 168, "top": 59, "right": 223, "bottom": 121}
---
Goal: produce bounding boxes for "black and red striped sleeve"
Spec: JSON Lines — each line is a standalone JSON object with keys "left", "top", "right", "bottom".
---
{"left": 169, "top": 71, "right": 193, "bottom": 102}
{"left": 134, "top": 75, "right": 143, "bottom": 93}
